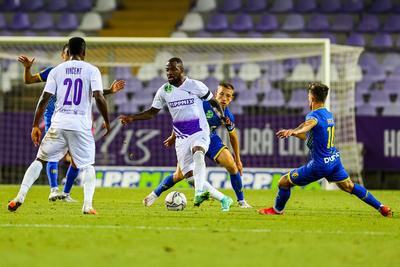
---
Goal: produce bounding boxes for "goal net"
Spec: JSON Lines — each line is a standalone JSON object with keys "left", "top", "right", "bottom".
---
{"left": 0, "top": 37, "right": 363, "bottom": 186}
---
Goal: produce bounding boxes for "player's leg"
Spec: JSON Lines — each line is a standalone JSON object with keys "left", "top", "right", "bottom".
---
{"left": 59, "top": 157, "right": 79, "bottom": 202}
{"left": 43, "top": 123, "right": 61, "bottom": 201}
{"left": 215, "top": 148, "right": 251, "bottom": 208}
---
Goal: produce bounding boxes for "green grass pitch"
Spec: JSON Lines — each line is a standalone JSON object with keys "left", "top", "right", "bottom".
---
{"left": 0, "top": 185, "right": 399, "bottom": 267}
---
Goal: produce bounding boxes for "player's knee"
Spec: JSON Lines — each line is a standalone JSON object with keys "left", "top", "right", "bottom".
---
{"left": 338, "top": 179, "right": 354, "bottom": 193}
{"left": 278, "top": 175, "right": 292, "bottom": 189}
{"left": 225, "top": 163, "right": 238, "bottom": 174}
{"left": 173, "top": 172, "right": 184, "bottom": 182}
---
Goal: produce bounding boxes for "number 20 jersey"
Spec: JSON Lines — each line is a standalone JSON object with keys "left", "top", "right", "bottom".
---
{"left": 43, "top": 60, "right": 103, "bottom": 132}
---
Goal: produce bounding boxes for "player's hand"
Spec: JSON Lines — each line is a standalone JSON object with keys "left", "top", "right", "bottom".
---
{"left": 163, "top": 135, "right": 176, "bottom": 148}
{"left": 31, "top": 127, "right": 41, "bottom": 146}
{"left": 276, "top": 129, "right": 295, "bottom": 139}
{"left": 102, "top": 122, "right": 111, "bottom": 137}
{"left": 119, "top": 115, "right": 134, "bottom": 125}
{"left": 110, "top": 79, "right": 126, "bottom": 94}
{"left": 18, "top": 55, "right": 35, "bottom": 68}
{"left": 236, "top": 160, "right": 243, "bottom": 176}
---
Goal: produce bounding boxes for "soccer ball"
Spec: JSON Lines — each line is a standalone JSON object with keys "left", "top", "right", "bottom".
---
{"left": 165, "top": 191, "right": 187, "bottom": 211}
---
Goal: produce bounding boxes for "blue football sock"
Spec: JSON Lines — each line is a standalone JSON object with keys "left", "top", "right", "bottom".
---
{"left": 274, "top": 187, "right": 291, "bottom": 212}
{"left": 63, "top": 165, "right": 79, "bottom": 194}
{"left": 351, "top": 184, "right": 381, "bottom": 210}
{"left": 46, "top": 162, "right": 58, "bottom": 188}
{"left": 154, "top": 174, "right": 176, "bottom": 197}
{"left": 230, "top": 172, "right": 244, "bottom": 201}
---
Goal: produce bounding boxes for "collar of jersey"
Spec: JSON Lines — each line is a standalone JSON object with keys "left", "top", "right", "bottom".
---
{"left": 169, "top": 76, "right": 189, "bottom": 89}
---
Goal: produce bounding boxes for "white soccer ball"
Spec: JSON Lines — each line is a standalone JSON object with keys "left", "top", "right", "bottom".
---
{"left": 165, "top": 191, "right": 187, "bottom": 211}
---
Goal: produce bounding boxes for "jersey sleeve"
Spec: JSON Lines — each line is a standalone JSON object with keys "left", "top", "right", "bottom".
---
{"left": 305, "top": 112, "right": 318, "bottom": 124}
{"left": 36, "top": 67, "right": 53, "bottom": 82}
{"left": 151, "top": 87, "right": 165, "bottom": 109}
{"left": 91, "top": 67, "right": 103, "bottom": 92}
{"left": 195, "top": 80, "right": 213, "bottom": 101}
{"left": 43, "top": 68, "right": 56, "bottom": 95}
{"left": 225, "top": 107, "right": 236, "bottom": 132}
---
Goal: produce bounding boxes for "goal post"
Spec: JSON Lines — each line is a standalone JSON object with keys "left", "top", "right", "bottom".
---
{"left": 0, "top": 37, "right": 363, "bottom": 187}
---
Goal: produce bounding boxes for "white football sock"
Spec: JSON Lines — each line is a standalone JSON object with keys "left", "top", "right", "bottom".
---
{"left": 18, "top": 160, "right": 43, "bottom": 201}
{"left": 81, "top": 165, "right": 96, "bottom": 208}
{"left": 203, "top": 181, "right": 224, "bottom": 201}
{"left": 193, "top": 150, "right": 206, "bottom": 195}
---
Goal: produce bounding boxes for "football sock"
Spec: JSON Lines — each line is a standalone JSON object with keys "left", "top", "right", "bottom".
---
{"left": 351, "top": 184, "right": 381, "bottom": 210}
{"left": 81, "top": 165, "right": 96, "bottom": 207}
{"left": 230, "top": 172, "right": 244, "bottom": 201}
{"left": 46, "top": 161, "right": 58, "bottom": 188}
{"left": 154, "top": 174, "right": 176, "bottom": 197}
{"left": 203, "top": 181, "right": 224, "bottom": 201}
{"left": 18, "top": 160, "right": 43, "bottom": 201}
{"left": 193, "top": 151, "right": 206, "bottom": 195}
{"left": 63, "top": 165, "right": 79, "bottom": 194}
{"left": 274, "top": 186, "right": 291, "bottom": 212}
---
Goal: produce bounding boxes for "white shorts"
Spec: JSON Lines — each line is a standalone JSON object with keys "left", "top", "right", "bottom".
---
{"left": 175, "top": 131, "right": 210, "bottom": 175}
{"left": 37, "top": 128, "right": 95, "bottom": 169}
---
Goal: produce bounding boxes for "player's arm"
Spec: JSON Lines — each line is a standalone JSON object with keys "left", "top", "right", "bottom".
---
{"left": 18, "top": 55, "right": 41, "bottom": 84}
{"left": 103, "top": 80, "right": 126, "bottom": 96}
{"left": 119, "top": 107, "right": 161, "bottom": 125}
{"left": 208, "top": 97, "right": 225, "bottom": 120}
{"left": 93, "top": 91, "right": 111, "bottom": 136}
{"left": 228, "top": 129, "right": 243, "bottom": 175}
{"left": 276, "top": 120, "right": 317, "bottom": 140}
{"left": 31, "top": 91, "right": 52, "bottom": 146}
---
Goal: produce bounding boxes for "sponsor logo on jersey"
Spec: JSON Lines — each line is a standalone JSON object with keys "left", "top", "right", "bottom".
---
{"left": 164, "top": 84, "right": 172, "bottom": 93}
{"left": 206, "top": 110, "right": 214, "bottom": 119}
{"left": 168, "top": 98, "right": 195, "bottom": 108}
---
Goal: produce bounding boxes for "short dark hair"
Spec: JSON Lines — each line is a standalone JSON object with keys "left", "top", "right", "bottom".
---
{"left": 308, "top": 82, "right": 329, "bottom": 103}
{"left": 168, "top": 57, "right": 184, "bottom": 67}
{"left": 68, "top": 37, "right": 86, "bottom": 55}
{"left": 62, "top": 43, "right": 69, "bottom": 51}
{"left": 219, "top": 82, "right": 235, "bottom": 91}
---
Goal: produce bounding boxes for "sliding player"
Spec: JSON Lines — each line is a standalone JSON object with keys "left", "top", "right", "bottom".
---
{"left": 120, "top": 57, "right": 233, "bottom": 211}
{"left": 143, "top": 82, "right": 251, "bottom": 208}
{"left": 258, "top": 82, "right": 393, "bottom": 217}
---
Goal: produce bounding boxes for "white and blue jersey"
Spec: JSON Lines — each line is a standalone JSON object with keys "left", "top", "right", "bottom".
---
{"left": 36, "top": 67, "right": 56, "bottom": 132}
{"left": 288, "top": 107, "right": 349, "bottom": 186}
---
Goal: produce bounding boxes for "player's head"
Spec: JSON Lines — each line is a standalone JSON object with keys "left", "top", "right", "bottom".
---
{"left": 61, "top": 43, "right": 69, "bottom": 62}
{"left": 166, "top": 57, "right": 184, "bottom": 84}
{"left": 215, "top": 82, "right": 234, "bottom": 108}
{"left": 308, "top": 82, "right": 329, "bottom": 108}
{"left": 68, "top": 37, "right": 86, "bottom": 59}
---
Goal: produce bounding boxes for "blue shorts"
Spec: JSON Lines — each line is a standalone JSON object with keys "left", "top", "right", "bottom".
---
{"left": 44, "top": 117, "right": 51, "bottom": 134}
{"left": 288, "top": 159, "right": 349, "bottom": 186}
{"left": 206, "top": 134, "right": 227, "bottom": 161}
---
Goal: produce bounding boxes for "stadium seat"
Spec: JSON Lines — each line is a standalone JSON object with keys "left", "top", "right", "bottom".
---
{"left": 202, "top": 76, "right": 219, "bottom": 90}
{"left": 369, "top": 0, "right": 392, "bottom": 13}
{"left": 0, "top": 14, "right": 6, "bottom": 30}
{"left": 363, "top": 65, "right": 386, "bottom": 82}
{"left": 320, "top": 33, "right": 338, "bottom": 44}
{"left": 134, "top": 89, "right": 155, "bottom": 104}
{"left": 230, "top": 76, "right": 247, "bottom": 92}
{"left": 369, "top": 90, "right": 391, "bottom": 107}
{"left": 295, "top": 0, "right": 316, "bottom": 13}
{"left": 287, "top": 89, "right": 308, "bottom": 109}
{"left": 260, "top": 89, "right": 285, "bottom": 107}
{"left": 319, "top": 0, "right": 341, "bottom": 13}
{"left": 371, "top": 33, "right": 393, "bottom": 48}
{"left": 32, "top": 12, "right": 54, "bottom": 31}
{"left": 281, "top": 14, "right": 305, "bottom": 31}
{"left": 250, "top": 75, "right": 272, "bottom": 93}
{"left": 70, "top": 0, "right": 93, "bottom": 12}
{"left": 316, "top": 64, "right": 339, "bottom": 82}
{"left": 357, "top": 14, "right": 379, "bottom": 32}
{"left": 46, "top": 0, "right": 68, "bottom": 12}
{"left": 114, "top": 90, "right": 128, "bottom": 105}
{"left": 205, "top": 13, "right": 229, "bottom": 32}
{"left": 255, "top": 14, "right": 278, "bottom": 32}
{"left": 270, "top": 0, "right": 293, "bottom": 13}
{"left": 231, "top": 13, "right": 253, "bottom": 32}
{"left": 125, "top": 77, "right": 143, "bottom": 93}
{"left": 137, "top": 64, "right": 159, "bottom": 81}
{"left": 9, "top": 12, "right": 30, "bottom": 31}
{"left": 21, "top": 0, "right": 45, "bottom": 11}
{"left": 146, "top": 76, "right": 166, "bottom": 93}
{"left": 345, "top": 65, "right": 363, "bottom": 82}
{"left": 383, "top": 15, "right": 400, "bottom": 32}
{"left": 179, "top": 13, "right": 204, "bottom": 31}
{"left": 356, "top": 80, "right": 372, "bottom": 93}
{"left": 117, "top": 101, "right": 140, "bottom": 113}
{"left": 218, "top": 0, "right": 242, "bottom": 13}
{"left": 331, "top": 15, "right": 354, "bottom": 32}
{"left": 346, "top": 33, "right": 366, "bottom": 47}
{"left": 228, "top": 101, "right": 244, "bottom": 115}
{"left": 383, "top": 78, "right": 400, "bottom": 95}
{"left": 383, "top": 104, "right": 400, "bottom": 116}
{"left": 356, "top": 103, "right": 376, "bottom": 115}
{"left": 0, "top": 0, "right": 20, "bottom": 11}
{"left": 288, "top": 63, "right": 315, "bottom": 81}
{"left": 57, "top": 13, "right": 79, "bottom": 31}
{"left": 238, "top": 63, "right": 261, "bottom": 82}
{"left": 244, "top": 0, "right": 267, "bottom": 13}
{"left": 193, "top": 0, "right": 217, "bottom": 12}
{"left": 236, "top": 89, "right": 258, "bottom": 106}
{"left": 94, "top": 0, "right": 117, "bottom": 12}
{"left": 154, "top": 51, "right": 174, "bottom": 66}
{"left": 187, "top": 64, "right": 209, "bottom": 80}
{"left": 114, "top": 66, "right": 133, "bottom": 80}
{"left": 79, "top": 12, "right": 103, "bottom": 31}
{"left": 262, "top": 61, "right": 285, "bottom": 81}
{"left": 382, "top": 53, "right": 400, "bottom": 72}
{"left": 342, "top": 0, "right": 364, "bottom": 13}
{"left": 306, "top": 14, "right": 330, "bottom": 31}
{"left": 307, "top": 56, "right": 320, "bottom": 71}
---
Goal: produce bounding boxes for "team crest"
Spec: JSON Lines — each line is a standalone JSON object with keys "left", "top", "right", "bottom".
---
{"left": 164, "top": 84, "right": 172, "bottom": 93}
{"left": 292, "top": 171, "right": 299, "bottom": 178}
{"left": 206, "top": 110, "right": 214, "bottom": 119}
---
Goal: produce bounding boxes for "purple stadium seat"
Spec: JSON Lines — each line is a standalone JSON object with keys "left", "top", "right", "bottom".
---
{"left": 230, "top": 76, "right": 247, "bottom": 92}
{"left": 287, "top": 89, "right": 308, "bottom": 109}
{"left": 206, "top": 13, "right": 229, "bottom": 32}
{"left": 331, "top": 15, "right": 354, "bottom": 32}
{"left": 382, "top": 53, "right": 400, "bottom": 72}
{"left": 32, "top": 12, "right": 54, "bottom": 31}
{"left": 260, "top": 89, "right": 285, "bottom": 107}
{"left": 307, "top": 56, "right": 321, "bottom": 71}
{"left": 346, "top": 33, "right": 366, "bottom": 47}
{"left": 244, "top": 0, "right": 267, "bottom": 13}
{"left": 114, "top": 90, "right": 128, "bottom": 105}
{"left": 262, "top": 61, "right": 285, "bottom": 81}
{"left": 342, "top": 0, "right": 364, "bottom": 13}
{"left": 47, "top": 0, "right": 68, "bottom": 11}
{"left": 383, "top": 104, "right": 400, "bottom": 116}
{"left": 283, "top": 58, "right": 300, "bottom": 71}
{"left": 0, "top": 14, "right": 6, "bottom": 30}
{"left": 231, "top": 13, "right": 253, "bottom": 32}
{"left": 359, "top": 53, "right": 379, "bottom": 72}
{"left": 384, "top": 78, "right": 400, "bottom": 95}
{"left": 372, "top": 33, "right": 393, "bottom": 48}
{"left": 369, "top": 90, "right": 391, "bottom": 107}
{"left": 0, "top": 0, "right": 20, "bottom": 11}
{"left": 250, "top": 75, "right": 272, "bottom": 93}
{"left": 270, "top": 0, "right": 293, "bottom": 13}
{"left": 203, "top": 76, "right": 219, "bottom": 90}
{"left": 320, "top": 0, "right": 341, "bottom": 13}
{"left": 236, "top": 89, "right": 258, "bottom": 106}
{"left": 9, "top": 13, "right": 30, "bottom": 31}
{"left": 320, "top": 33, "right": 337, "bottom": 44}
{"left": 218, "top": 0, "right": 241, "bottom": 13}
{"left": 126, "top": 77, "right": 143, "bottom": 93}
{"left": 383, "top": 15, "right": 400, "bottom": 32}
{"left": 70, "top": 0, "right": 93, "bottom": 12}
{"left": 356, "top": 80, "right": 373, "bottom": 92}
{"left": 255, "top": 14, "right": 278, "bottom": 32}
{"left": 147, "top": 76, "right": 166, "bottom": 93}
{"left": 295, "top": 0, "right": 316, "bottom": 13}
{"left": 358, "top": 14, "right": 379, "bottom": 32}
{"left": 21, "top": 0, "right": 45, "bottom": 11}
{"left": 115, "top": 66, "right": 132, "bottom": 80}
{"left": 364, "top": 66, "right": 386, "bottom": 82}
{"left": 357, "top": 103, "right": 376, "bottom": 116}
{"left": 369, "top": 0, "right": 392, "bottom": 13}
{"left": 57, "top": 13, "right": 79, "bottom": 31}
{"left": 282, "top": 14, "right": 304, "bottom": 31}
{"left": 307, "top": 14, "right": 329, "bottom": 31}
{"left": 195, "top": 31, "right": 213, "bottom": 37}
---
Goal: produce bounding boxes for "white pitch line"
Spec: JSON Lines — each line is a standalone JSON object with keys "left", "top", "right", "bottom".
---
{"left": 0, "top": 224, "right": 394, "bottom": 237}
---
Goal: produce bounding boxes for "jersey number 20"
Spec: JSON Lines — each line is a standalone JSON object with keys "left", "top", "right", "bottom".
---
{"left": 327, "top": 126, "right": 335, "bottom": 148}
{"left": 63, "top": 78, "right": 83, "bottom": 105}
